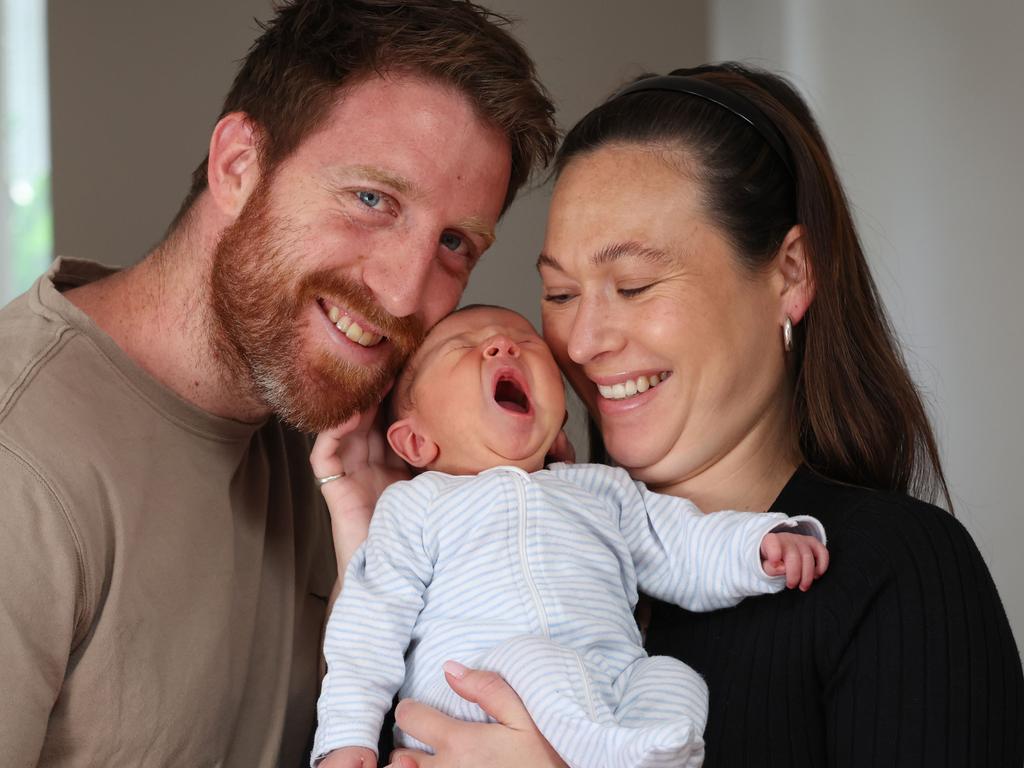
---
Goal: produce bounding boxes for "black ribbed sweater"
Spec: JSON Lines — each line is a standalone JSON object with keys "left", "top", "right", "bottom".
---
{"left": 645, "top": 466, "right": 1024, "bottom": 767}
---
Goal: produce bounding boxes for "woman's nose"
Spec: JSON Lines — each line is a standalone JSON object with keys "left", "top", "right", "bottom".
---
{"left": 567, "top": 298, "right": 624, "bottom": 364}
{"left": 483, "top": 335, "right": 520, "bottom": 358}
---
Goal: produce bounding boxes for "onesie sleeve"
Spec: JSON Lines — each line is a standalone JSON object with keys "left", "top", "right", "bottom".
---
{"left": 0, "top": 445, "right": 86, "bottom": 765}
{"left": 614, "top": 469, "right": 825, "bottom": 611}
{"left": 312, "top": 479, "right": 436, "bottom": 763}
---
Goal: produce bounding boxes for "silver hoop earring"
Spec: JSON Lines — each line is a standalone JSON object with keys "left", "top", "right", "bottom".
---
{"left": 783, "top": 316, "right": 793, "bottom": 353}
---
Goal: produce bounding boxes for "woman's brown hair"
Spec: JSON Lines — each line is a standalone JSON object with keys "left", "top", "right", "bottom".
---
{"left": 561, "top": 63, "right": 952, "bottom": 510}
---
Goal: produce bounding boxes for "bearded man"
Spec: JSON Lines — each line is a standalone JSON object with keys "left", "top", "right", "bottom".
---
{"left": 0, "top": 2, "right": 556, "bottom": 765}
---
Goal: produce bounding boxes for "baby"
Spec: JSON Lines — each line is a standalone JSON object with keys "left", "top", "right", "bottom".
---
{"left": 313, "top": 305, "right": 827, "bottom": 768}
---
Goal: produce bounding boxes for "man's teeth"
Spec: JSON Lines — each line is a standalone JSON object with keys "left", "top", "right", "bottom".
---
{"left": 598, "top": 372, "right": 669, "bottom": 400}
{"left": 326, "top": 304, "right": 383, "bottom": 347}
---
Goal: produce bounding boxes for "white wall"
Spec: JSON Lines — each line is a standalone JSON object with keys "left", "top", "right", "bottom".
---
{"left": 711, "top": 0, "right": 1024, "bottom": 649}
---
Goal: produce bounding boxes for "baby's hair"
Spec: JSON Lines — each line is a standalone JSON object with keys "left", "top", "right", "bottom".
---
{"left": 387, "top": 303, "right": 521, "bottom": 424}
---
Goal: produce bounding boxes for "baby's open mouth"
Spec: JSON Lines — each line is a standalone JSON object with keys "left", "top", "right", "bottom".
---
{"left": 494, "top": 375, "right": 530, "bottom": 414}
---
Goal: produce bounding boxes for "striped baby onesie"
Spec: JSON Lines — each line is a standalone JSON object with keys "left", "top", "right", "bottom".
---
{"left": 313, "top": 463, "right": 824, "bottom": 768}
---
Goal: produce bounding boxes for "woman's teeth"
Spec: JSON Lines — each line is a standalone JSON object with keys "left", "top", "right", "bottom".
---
{"left": 598, "top": 372, "right": 669, "bottom": 400}
{"left": 327, "top": 304, "right": 383, "bottom": 347}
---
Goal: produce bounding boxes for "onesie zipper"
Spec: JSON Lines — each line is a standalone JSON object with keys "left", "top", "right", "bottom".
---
{"left": 513, "top": 472, "right": 550, "bottom": 637}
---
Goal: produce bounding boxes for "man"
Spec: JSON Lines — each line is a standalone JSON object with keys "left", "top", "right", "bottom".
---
{"left": 0, "top": 1, "right": 556, "bottom": 765}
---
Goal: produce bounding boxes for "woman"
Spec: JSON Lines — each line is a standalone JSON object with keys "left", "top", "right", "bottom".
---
{"left": 384, "top": 64, "right": 1024, "bottom": 766}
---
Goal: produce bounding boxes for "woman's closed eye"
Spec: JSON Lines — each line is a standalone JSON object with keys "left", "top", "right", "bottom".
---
{"left": 542, "top": 290, "right": 577, "bottom": 305}
{"left": 618, "top": 283, "right": 656, "bottom": 298}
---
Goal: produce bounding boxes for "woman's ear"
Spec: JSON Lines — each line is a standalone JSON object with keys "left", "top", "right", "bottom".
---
{"left": 387, "top": 418, "right": 439, "bottom": 468}
{"left": 776, "top": 224, "right": 815, "bottom": 324}
{"left": 206, "top": 112, "right": 262, "bottom": 218}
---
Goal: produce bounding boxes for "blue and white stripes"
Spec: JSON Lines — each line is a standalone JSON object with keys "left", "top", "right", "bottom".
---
{"left": 314, "top": 463, "right": 824, "bottom": 767}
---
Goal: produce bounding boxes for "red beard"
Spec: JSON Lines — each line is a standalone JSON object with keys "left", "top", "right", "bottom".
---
{"left": 209, "top": 181, "right": 423, "bottom": 432}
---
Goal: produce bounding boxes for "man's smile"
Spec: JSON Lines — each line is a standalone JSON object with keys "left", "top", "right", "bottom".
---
{"left": 317, "top": 298, "right": 386, "bottom": 348}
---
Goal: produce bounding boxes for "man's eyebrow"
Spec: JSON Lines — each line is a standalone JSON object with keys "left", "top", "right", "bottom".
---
{"left": 536, "top": 241, "right": 673, "bottom": 272}
{"left": 457, "top": 216, "right": 496, "bottom": 249}
{"left": 337, "top": 164, "right": 422, "bottom": 197}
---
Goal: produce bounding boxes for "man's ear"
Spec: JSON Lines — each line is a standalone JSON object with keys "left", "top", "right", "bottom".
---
{"left": 206, "top": 112, "right": 262, "bottom": 218}
{"left": 775, "top": 224, "right": 815, "bottom": 324}
{"left": 387, "top": 418, "right": 439, "bottom": 468}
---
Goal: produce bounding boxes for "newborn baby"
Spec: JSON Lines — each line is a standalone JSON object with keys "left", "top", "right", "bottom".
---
{"left": 313, "top": 305, "right": 827, "bottom": 768}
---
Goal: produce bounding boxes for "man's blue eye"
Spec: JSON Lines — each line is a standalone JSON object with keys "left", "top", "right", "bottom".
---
{"left": 357, "top": 190, "right": 381, "bottom": 208}
{"left": 440, "top": 232, "right": 464, "bottom": 252}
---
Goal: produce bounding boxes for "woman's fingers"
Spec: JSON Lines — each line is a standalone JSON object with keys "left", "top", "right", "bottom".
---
{"left": 394, "top": 665, "right": 567, "bottom": 768}
{"left": 386, "top": 750, "right": 426, "bottom": 768}
{"left": 545, "top": 429, "right": 576, "bottom": 464}
{"left": 439, "top": 662, "right": 534, "bottom": 728}
{"left": 311, "top": 405, "right": 384, "bottom": 478}
{"left": 310, "top": 414, "right": 361, "bottom": 478}
{"left": 393, "top": 699, "right": 459, "bottom": 752}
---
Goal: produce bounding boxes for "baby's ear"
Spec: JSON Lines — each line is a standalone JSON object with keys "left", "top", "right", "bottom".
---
{"left": 387, "top": 418, "right": 439, "bottom": 468}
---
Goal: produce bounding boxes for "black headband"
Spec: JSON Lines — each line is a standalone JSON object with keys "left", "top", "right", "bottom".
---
{"left": 612, "top": 74, "right": 795, "bottom": 177}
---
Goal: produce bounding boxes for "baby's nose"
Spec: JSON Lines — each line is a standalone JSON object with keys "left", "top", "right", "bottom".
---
{"left": 483, "top": 335, "right": 520, "bottom": 358}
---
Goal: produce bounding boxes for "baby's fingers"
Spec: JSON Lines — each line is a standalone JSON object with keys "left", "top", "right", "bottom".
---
{"left": 813, "top": 539, "right": 830, "bottom": 576}
{"left": 760, "top": 532, "right": 783, "bottom": 573}
{"left": 787, "top": 538, "right": 829, "bottom": 591}
{"left": 798, "top": 546, "right": 816, "bottom": 591}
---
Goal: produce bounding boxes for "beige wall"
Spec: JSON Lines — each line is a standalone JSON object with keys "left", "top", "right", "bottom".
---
{"left": 48, "top": 0, "right": 276, "bottom": 266}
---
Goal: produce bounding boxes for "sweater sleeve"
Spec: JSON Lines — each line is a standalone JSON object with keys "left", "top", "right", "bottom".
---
{"left": 821, "top": 499, "right": 1024, "bottom": 767}
{"left": 312, "top": 479, "right": 435, "bottom": 763}
{"left": 601, "top": 466, "right": 825, "bottom": 611}
{"left": 0, "top": 445, "right": 86, "bottom": 765}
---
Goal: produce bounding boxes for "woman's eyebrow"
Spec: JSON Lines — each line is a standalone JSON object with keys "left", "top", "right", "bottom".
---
{"left": 592, "top": 240, "right": 672, "bottom": 266}
{"left": 536, "top": 241, "right": 672, "bottom": 272}
{"left": 536, "top": 252, "right": 561, "bottom": 272}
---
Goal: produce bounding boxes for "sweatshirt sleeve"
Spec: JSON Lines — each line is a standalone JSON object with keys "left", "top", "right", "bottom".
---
{"left": 612, "top": 468, "right": 825, "bottom": 611}
{"left": 312, "top": 479, "right": 436, "bottom": 764}
{"left": 0, "top": 444, "right": 86, "bottom": 765}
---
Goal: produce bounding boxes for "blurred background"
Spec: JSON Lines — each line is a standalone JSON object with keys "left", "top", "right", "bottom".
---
{"left": 3, "top": 0, "right": 1021, "bottom": 650}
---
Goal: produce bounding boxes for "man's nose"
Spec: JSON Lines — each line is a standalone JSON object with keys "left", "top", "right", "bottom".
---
{"left": 362, "top": 238, "right": 435, "bottom": 319}
{"left": 483, "top": 335, "right": 520, "bottom": 358}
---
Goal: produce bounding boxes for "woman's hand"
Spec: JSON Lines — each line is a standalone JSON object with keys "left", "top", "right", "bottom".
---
{"left": 544, "top": 427, "right": 576, "bottom": 465}
{"left": 311, "top": 404, "right": 410, "bottom": 597}
{"left": 386, "top": 663, "right": 566, "bottom": 768}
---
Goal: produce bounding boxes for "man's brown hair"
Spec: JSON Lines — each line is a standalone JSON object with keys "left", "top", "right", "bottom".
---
{"left": 173, "top": 0, "right": 556, "bottom": 226}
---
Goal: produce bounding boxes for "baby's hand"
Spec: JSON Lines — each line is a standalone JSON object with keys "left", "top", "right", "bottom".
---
{"left": 760, "top": 532, "right": 829, "bottom": 591}
{"left": 318, "top": 746, "right": 378, "bottom": 768}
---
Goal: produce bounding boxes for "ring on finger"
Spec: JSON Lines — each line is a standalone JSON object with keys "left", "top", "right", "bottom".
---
{"left": 315, "top": 472, "right": 346, "bottom": 487}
